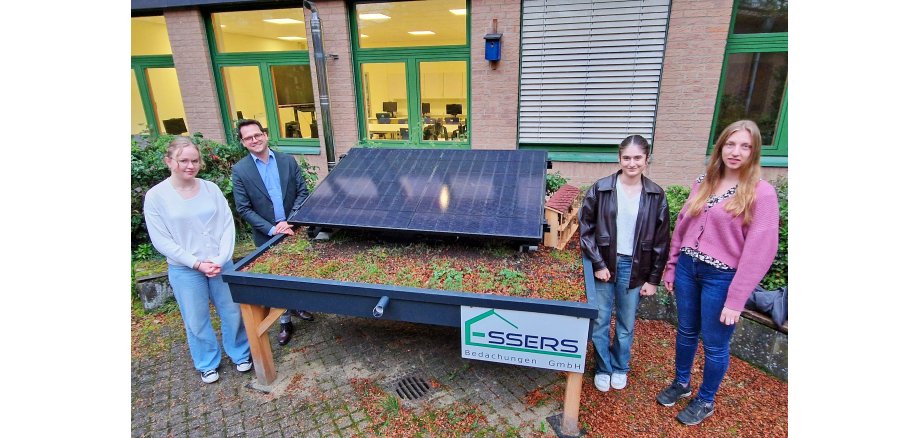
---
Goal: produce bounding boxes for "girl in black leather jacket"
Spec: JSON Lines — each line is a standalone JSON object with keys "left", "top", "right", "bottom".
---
{"left": 578, "top": 135, "right": 670, "bottom": 393}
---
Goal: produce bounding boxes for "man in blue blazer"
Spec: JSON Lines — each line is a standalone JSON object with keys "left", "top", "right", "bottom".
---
{"left": 231, "top": 119, "right": 314, "bottom": 346}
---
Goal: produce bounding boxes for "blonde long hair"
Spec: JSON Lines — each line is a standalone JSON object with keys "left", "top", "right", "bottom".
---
{"left": 686, "top": 120, "right": 762, "bottom": 224}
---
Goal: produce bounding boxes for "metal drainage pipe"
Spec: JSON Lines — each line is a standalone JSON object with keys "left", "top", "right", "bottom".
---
{"left": 304, "top": 1, "right": 337, "bottom": 172}
{"left": 372, "top": 296, "right": 390, "bottom": 318}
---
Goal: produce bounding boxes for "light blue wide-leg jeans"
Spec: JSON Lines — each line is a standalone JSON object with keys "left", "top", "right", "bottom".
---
{"left": 167, "top": 261, "right": 251, "bottom": 372}
{"left": 589, "top": 255, "right": 641, "bottom": 375}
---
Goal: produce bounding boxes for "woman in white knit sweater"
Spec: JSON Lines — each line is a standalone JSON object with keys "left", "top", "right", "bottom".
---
{"left": 143, "top": 137, "right": 251, "bottom": 384}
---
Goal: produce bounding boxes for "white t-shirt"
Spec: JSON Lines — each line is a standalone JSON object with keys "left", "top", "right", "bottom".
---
{"left": 615, "top": 179, "right": 641, "bottom": 256}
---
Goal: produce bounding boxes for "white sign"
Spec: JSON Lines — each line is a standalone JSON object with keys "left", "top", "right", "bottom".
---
{"left": 460, "top": 306, "right": 589, "bottom": 372}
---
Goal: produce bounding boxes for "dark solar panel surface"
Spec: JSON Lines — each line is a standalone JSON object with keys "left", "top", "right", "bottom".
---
{"left": 289, "top": 148, "right": 547, "bottom": 241}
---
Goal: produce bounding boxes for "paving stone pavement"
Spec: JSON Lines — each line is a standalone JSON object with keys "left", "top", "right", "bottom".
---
{"left": 131, "top": 313, "right": 571, "bottom": 437}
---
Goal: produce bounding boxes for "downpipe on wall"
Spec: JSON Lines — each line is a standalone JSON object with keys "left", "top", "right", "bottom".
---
{"left": 304, "top": 1, "right": 337, "bottom": 172}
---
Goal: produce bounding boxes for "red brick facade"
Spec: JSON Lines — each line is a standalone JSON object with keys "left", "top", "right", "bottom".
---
{"left": 303, "top": 1, "right": 359, "bottom": 179}
{"left": 164, "top": 8, "right": 226, "bottom": 142}
{"left": 154, "top": 1, "right": 786, "bottom": 190}
{"left": 470, "top": 0, "right": 521, "bottom": 151}
{"left": 550, "top": 0, "right": 785, "bottom": 189}
{"left": 553, "top": 162, "right": 616, "bottom": 189}
{"left": 650, "top": 0, "right": 735, "bottom": 188}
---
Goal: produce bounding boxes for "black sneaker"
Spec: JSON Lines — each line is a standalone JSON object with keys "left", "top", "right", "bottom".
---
{"left": 656, "top": 381, "right": 691, "bottom": 406}
{"left": 676, "top": 398, "right": 715, "bottom": 426}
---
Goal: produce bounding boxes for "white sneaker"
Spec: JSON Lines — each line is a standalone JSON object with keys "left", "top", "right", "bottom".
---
{"left": 594, "top": 373, "right": 610, "bottom": 392}
{"left": 236, "top": 358, "right": 253, "bottom": 373}
{"left": 610, "top": 373, "right": 627, "bottom": 390}
{"left": 200, "top": 369, "right": 219, "bottom": 384}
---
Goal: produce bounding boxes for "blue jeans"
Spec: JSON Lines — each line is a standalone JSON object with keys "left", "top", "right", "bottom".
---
{"left": 588, "top": 255, "right": 641, "bottom": 375}
{"left": 673, "top": 253, "right": 737, "bottom": 403}
{"left": 167, "top": 261, "right": 251, "bottom": 372}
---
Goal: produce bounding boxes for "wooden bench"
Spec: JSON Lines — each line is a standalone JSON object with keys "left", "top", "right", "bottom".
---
{"left": 638, "top": 294, "right": 788, "bottom": 380}
{"left": 741, "top": 309, "right": 787, "bottom": 334}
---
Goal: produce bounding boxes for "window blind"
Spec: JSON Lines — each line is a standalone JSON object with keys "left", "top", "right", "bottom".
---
{"left": 519, "top": 0, "right": 670, "bottom": 145}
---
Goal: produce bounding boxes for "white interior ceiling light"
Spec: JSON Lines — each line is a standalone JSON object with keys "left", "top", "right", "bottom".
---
{"left": 263, "top": 18, "right": 303, "bottom": 24}
{"left": 408, "top": 31, "right": 436, "bottom": 35}
{"left": 278, "top": 36, "right": 307, "bottom": 41}
{"left": 360, "top": 34, "right": 369, "bottom": 38}
{"left": 358, "top": 13, "right": 391, "bottom": 20}
{"left": 449, "top": 9, "right": 467, "bottom": 15}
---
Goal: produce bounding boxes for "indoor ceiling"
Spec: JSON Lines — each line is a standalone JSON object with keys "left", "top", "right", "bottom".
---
{"left": 138, "top": 1, "right": 469, "bottom": 52}
{"left": 212, "top": 8, "right": 308, "bottom": 41}
{"left": 356, "top": 0, "right": 467, "bottom": 48}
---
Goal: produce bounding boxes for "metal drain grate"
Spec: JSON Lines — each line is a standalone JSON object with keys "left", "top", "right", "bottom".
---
{"left": 395, "top": 376, "right": 431, "bottom": 400}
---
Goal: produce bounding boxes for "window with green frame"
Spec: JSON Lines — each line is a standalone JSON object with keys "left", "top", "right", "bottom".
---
{"left": 207, "top": 7, "right": 320, "bottom": 154}
{"left": 131, "top": 16, "right": 187, "bottom": 137}
{"left": 710, "top": 0, "right": 788, "bottom": 166}
{"left": 352, "top": 0, "right": 471, "bottom": 148}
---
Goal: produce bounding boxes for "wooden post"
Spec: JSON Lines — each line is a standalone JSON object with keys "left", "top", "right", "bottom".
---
{"left": 561, "top": 371, "right": 583, "bottom": 436}
{"left": 239, "top": 303, "right": 279, "bottom": 386}
{"left": 490, "top": 19, "right": 499, "bottom": 70}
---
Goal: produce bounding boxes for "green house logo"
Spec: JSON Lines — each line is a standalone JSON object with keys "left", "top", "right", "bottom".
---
{"left": 463, "top": 309, "right": 582, "bottom": 358}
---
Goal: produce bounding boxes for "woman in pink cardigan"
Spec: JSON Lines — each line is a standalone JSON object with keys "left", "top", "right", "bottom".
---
{"left": 654, "top": 120, "right": 779, "bottom": 426}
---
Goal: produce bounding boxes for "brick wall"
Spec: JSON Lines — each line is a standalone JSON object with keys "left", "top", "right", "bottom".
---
{"left": 158, "top": 1, "right": 786, "bottom": 191}
{"left": 564, "top": 0, "right": 787, "bottom": 189}
{"left": 164, "top": 8, "right": 226, "bottom": 142}
{"left": 470, "top": 0, "right": 520, "bottom": 150}
{"left": 514, "top": 0, "right": 739, "bottom": 189}
{"left": 303, "top": 1, "right": 359, "bottom": 180}
{"left": 646, "top": 0, "right": 733, "bottom": 188}
{"left": 552, "top": 162, "right": 616, "bottom": 189}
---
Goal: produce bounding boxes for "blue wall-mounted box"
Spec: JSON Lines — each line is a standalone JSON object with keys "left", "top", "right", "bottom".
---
{"left": 484, "top": 33, "right": 503, "bottom": 61}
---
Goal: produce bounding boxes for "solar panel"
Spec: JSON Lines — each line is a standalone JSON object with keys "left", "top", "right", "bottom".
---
{"left": 289, "top": 148, "right": 548, "bottom": 242}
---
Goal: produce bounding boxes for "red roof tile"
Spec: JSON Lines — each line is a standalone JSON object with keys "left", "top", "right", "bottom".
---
{"left": 545, "top": 184, "right": 580, "bottom": 213}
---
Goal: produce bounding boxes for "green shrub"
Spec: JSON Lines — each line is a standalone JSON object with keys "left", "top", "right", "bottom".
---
{"left": 545, "top": 171, "right": 568, "bottom": 196}
{"left": 297, "top": 156, "right": 320, "bottom": 192}
{"left": 132, "top": 243, "right": 157, "bottom": 262}
{"left": 131, "top": 133, "right": 246, "bottom": 249}
{"left": 663, "top": 177, "right": 788, "bottom": 289}
{"left": 760, "top": 176, "right": 788, "bottom": 290}
{"left": 130, "top": 133, "right": 319, "bottom": 250}
{"left": 665, "top": 185, "right": 691, "bottom": 233}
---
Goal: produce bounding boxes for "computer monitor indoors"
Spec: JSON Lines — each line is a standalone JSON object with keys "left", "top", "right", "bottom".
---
{"left": 382, "top": 101, "right": 397, "bottom": 115}
{"left": 446, "top": 103, "right": 462, "bottom": 116}
{"left": 421, "top": 102, "right": 431, "bottom": 115}
{"left": 163, "top": 118, "right": 187, "bottom": 135}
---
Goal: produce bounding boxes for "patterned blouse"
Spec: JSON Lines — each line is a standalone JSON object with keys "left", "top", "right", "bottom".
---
{"left": 680, "top": 175, "right": 736, "bottom": 270}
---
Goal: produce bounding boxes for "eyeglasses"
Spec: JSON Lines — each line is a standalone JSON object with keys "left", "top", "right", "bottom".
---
{"left": 241, "top": 132, "right": 266, "bottom": 143}
{"left": 171, "top": 157, "right": 200, "bottom": 167}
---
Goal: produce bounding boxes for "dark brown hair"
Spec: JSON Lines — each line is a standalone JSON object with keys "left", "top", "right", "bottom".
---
{"left": 619, "top": 135, "right": 650, "bottom": 157}
{"left": 236, "top": 119, "right": 266, "bottom": 140}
